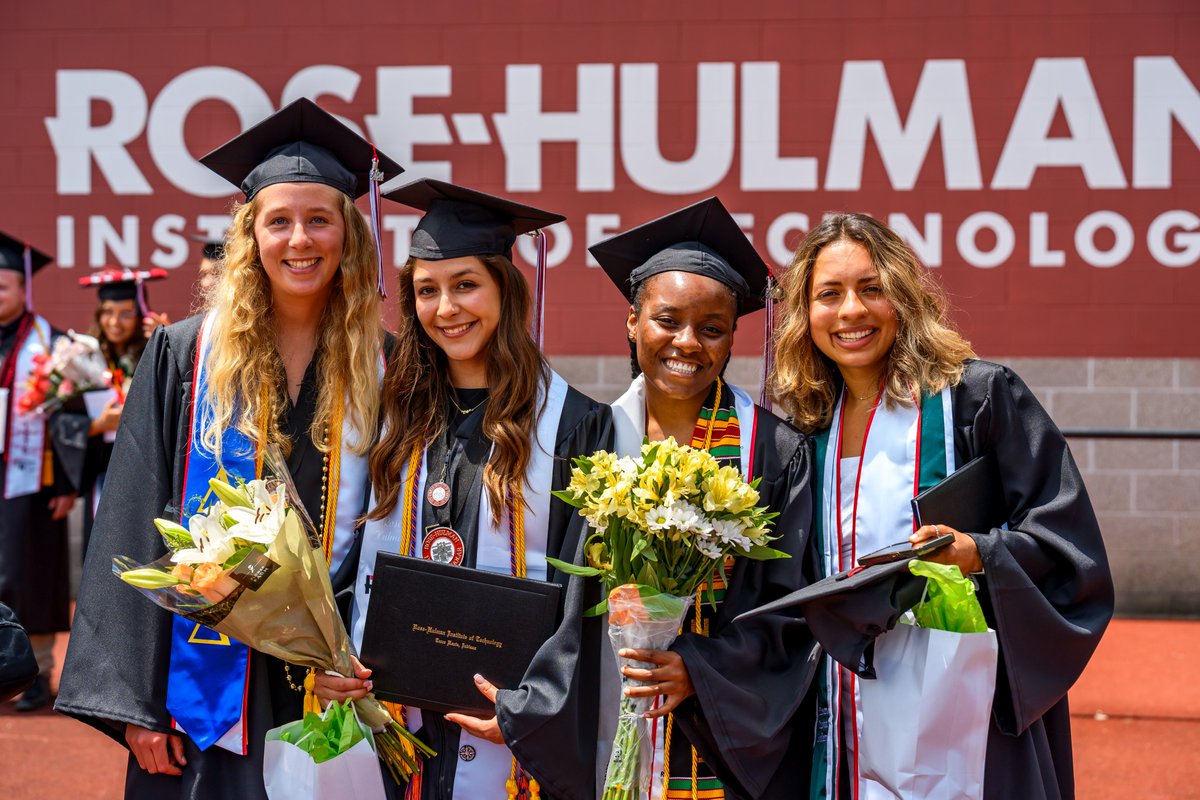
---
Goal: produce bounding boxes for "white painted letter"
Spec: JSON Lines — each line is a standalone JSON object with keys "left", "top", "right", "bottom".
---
{"left": 516, "top": 223, "right": 572, "bottom": 268}
{"left": 282, "top": 65, "right": 364, "bottom": 135}
{"left": 382, "top": 214, "right": 421, "bottom": 267}
{"left": 585, "top": 214, "right": 622, "bottom": 266}
{"left": 992, "top": 58, "right": 1126, "bottom": 189}
{"left": 147, "top": 67, "right": 274, "bottom": 197}
{"left": 740, "top": 63, "right": 818, "bottom": 191}
{"left": 1075, "top": 211, "right": 1133, "bottom": 268}
{"left": 1133, "top": 57, "right": 1200, "bottom": 189}
{"left": 494, "top": 64, "right": 615, "bottom": 192}
{"left": 620, "top": 63, "right": 734, "bottom": 194}
{"left": 957, "top": 212, "right": 1014, "bottom": 268}
{"left": 825, "top": 60, "right": 981, "bottom": 191}
{"left": 766, "top": 213, "right": 810, "bottom": 267}
{"left": 1148, "top": 210, "right": 1200, "bottom": 267}
{"left": 1029, "top": 212, "right": 1065, "bottom": 267}
{"left": 150, "top": 215, "right": 189, "bottom": 268}
{"left": 56, "top": 217, "right": 75, "bottom": 268}
{"left": 888, "top": 213, "right": 942, "bottom": 267}
{"left": 89, "top": 215, "right": 139, "bottom": 267}
{"left": 369, "top": 67, "right": 453, "bottom": 181}
{"left": 45, "top": 70, "right": 150, "bottom": 195}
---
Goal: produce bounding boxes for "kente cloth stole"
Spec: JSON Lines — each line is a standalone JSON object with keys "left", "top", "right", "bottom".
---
{"left": 807, "top": 387, "right": 953, "bottom": 800}
{"left": 654, "top": 379, "right": 759, "bottom": 800}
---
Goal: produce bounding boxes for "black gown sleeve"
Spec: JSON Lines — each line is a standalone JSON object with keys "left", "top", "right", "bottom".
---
{"left": 953, "top": 360, "right": 1114, "bottom": 737}
{"left": 670, "top": 414, "right": 820, "bottom": 800}
{"left": 495, "top": 388, "right": 614, "bottom": 800}
{"left": 55, "top": 318, "right": 198, "bottom": 743}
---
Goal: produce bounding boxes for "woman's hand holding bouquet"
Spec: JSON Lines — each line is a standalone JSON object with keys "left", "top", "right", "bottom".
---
{"left": 547, "top": 438, "right": 787, "bottom": 800}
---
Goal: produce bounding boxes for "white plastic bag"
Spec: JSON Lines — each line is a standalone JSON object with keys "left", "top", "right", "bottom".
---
{"left": 857, "top": 621, "right": 998, "bottom": 800}
{"left": 263, "top": 711, "right": 387, "bottom": 800}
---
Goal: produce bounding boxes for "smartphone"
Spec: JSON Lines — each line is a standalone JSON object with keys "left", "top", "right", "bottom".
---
{"left": 857, "top": 532, "right": 955, "bottom": 567}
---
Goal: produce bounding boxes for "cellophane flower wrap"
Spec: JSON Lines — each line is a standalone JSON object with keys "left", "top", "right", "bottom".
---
{"left": 113, "top": 446, "right": 433, "bottom": 784}
{"left": 547, "top": 438, "right": 787, "bottom": 800}
{"left": 18, "top": 330, "right": 114, "bottom": 414}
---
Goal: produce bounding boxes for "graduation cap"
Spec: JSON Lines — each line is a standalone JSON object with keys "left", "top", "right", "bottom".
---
{"left": 384, "top": 178, "right": 565, "bottom": 262}
{"left": 734, "top": 559, "right": 928, "bottom": 678}
{"left": 79, "top": 267, "right": 168, "bottom": 316}
{"left": 588, "top": 197, "right": 770, "bottom": 315}
{"left": 0, "top": 231, "right": 53, "bottom": 312}
{"left": 188, "top": 233, "right": 226, "bottom": 262}
{"left": 199, "top": 97, "right": 404, "bottom": 297}
{"left": 384, "top": 178, "right": 565, "bottom": 345}
{"left": 199, "top": 97, "right": 403, "bottom": 200}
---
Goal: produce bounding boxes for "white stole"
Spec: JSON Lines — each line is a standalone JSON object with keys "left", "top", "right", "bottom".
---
{"left": 817, "top": 387, "right": 954, "bottom": 800}
{"left": 351, "top": 370, "right": 568, "bottom": 795}
{"left": 4, "top": 315, "right": 52, "bottom": 500}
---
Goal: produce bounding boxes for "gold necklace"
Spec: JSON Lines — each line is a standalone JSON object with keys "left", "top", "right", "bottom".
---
{"left": 450, "top": 389, "right": 488, "bottom": 416}
{"left": 285, "top": 423, "right": 335, "bottom": 695}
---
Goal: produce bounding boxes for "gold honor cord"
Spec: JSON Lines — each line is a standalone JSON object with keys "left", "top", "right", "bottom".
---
{"left": 661, "top": 376, "right": 728, "bottom": 800}
{"left": 388, "top": 445, "right": 540, "bottom": 798}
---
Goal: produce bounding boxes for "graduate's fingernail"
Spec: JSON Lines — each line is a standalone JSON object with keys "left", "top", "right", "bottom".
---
{"left": 365, "top": 680, "right": 374, "bottom": 690}
{"left": 474, "top": 673, "right": 485, "bottom": 684}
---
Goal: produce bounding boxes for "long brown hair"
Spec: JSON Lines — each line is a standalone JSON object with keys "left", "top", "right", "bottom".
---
{"left": 89, "top": 300, "right": 147, "bottom": 372}
{"left": 369, "top": 254, "right": 549, "bottom": 525}
{"left": 199, "top": 190, "right": 382, "bottom": 459}
{"left": 772, "top": 212, "right": 975, "bottom": 433}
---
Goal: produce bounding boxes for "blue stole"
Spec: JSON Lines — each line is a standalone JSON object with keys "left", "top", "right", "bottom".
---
{"left": 165, "top": 317, "right": 255, "bottom": 754}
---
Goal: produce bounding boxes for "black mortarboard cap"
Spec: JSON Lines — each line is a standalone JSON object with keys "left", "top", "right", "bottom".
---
{"left": 188, "top": 233, "right": 226, "bottom": 262}
{"left": 735, "top": 558, "right": 928, "bottom": 678}
{"left": 384, "top": 178, "right": 565, "bottom": 261}
{"left": 79, "top": 267, "right": 168, "bottom": 302}
{"left": 199, "top": 97, "right": 403, "bottom": 200}
{"left": 588, "top": 197, "right": 770, "bottom": 315}
{"left": 0, "top": 231, "right": 52, "bottom": 276}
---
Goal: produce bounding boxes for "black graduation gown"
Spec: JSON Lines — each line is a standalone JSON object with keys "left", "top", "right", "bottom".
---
{"left": 0, "top": 314, "right": 88, "bottom": 635}
{"left": 383, "top": 385, "right": 613, "bottom": 800}
{"left": 803, "top": 360, "right": 1114, "bottom": 800}
{"left": 56, "top": 315, "right": 359, "bottom": 799}
{"left": 953, "top": 360, "right": 1113, "bottom": 800}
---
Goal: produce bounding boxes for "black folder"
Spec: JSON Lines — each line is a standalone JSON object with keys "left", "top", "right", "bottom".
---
{"left": 359, "top": 553, "right": 562, "bottom": 716}
{"left": 910, "top": 451, "right": 1008, "bottom": 534}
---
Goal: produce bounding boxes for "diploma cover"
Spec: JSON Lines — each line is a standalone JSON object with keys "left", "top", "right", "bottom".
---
{"left": 360, "top": 552, "right": 562, "bottom": 716}
{"left": 911, "top": 450, "right": 1007, "bottom": 534}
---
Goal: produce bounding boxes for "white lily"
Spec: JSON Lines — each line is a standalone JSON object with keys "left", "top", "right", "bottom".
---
{"left": 224, "top": 482, "right": 286, "bottom": 545}
{"left": 171, "top": 511, "right": 237, "bottom": 565}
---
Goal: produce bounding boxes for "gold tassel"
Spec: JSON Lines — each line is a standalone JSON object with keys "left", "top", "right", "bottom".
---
{"left": 302, "top": 668, "right": 321, "bottom": 715}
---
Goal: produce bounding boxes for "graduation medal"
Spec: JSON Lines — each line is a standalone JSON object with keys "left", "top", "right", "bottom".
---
{"left": 427, "top": 481, "right": 451, "bottom": 507}
{"left": 422, "top": 526, "right": 465, "bottom": 565}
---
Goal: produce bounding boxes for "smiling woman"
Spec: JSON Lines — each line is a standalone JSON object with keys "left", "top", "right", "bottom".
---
{"left": 771, "top": 212, "right": 1114, "bottom": 800}
{"left": 588, "top": 197, "right": 816, "bottom": 800}
{"left": 327, "top": 178, "right": 613, "bottom": 800}
{"left": 57, "top": 98, "right": 403, "bottom": 800}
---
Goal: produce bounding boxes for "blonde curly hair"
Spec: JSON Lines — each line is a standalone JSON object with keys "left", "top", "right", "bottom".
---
{"left": 199, "top": 189, "right": 381, "bottom": 459}
{"left": 772, "top": 212, "right": 975, "bottom": 433}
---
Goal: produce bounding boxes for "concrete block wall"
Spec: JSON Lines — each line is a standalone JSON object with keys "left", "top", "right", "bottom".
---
{"left": 549, "top": 355, "right": 1200, "bottom": 618}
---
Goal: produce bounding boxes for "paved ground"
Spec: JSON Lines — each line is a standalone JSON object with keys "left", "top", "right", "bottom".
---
{"left": 1, "top": 618, "right": 1196, "bottom": 799}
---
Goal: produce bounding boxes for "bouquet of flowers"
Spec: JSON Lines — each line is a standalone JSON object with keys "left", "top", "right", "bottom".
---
{"left": 17, "top": 330, "right": 113, "bottom": 414}
{"left": 547, "top": 438, "right": 787, "bottom": 800}
{"left": 114, "top": 447, "right": 434, "bottom": 785}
